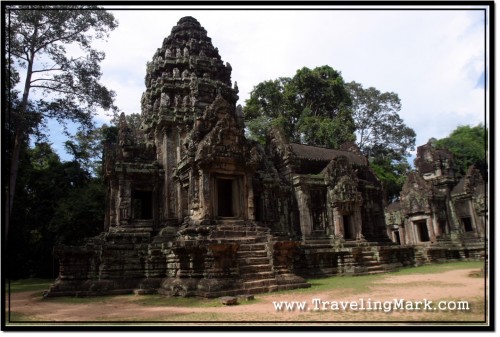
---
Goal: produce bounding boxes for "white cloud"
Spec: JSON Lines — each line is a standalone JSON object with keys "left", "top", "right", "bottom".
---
{"left": 48, "top": 6, "right": 489, "bottom": 158}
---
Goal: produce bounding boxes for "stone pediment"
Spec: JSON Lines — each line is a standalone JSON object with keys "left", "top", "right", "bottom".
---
{"left": 401, "top": 172, "right": 432, "bottom": 214}
{"left": 192, "top": 94, "right": 249, "bottom": 165}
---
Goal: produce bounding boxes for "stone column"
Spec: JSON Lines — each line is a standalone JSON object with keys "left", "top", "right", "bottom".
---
{"left": 293, "top": 177, "right": 312, "bottom": 238}
{"left": 199, "top": 169, "right": 211, "bottom": 220}
{"left": 246, "top": 174, "right": 255, "bottom": 221}
{"left": 353, "top": 206, "right": 364, "bottom": 240}
{"left": 332, "top": 207, "right": 343, "bottom": 238}
{"left": 118, "top": 177, "right": 131, "bottom": 226}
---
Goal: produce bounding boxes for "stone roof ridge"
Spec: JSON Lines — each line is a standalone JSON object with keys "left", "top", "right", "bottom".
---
{"left": 289, "top": 142, "right": 367, "bottom": 166}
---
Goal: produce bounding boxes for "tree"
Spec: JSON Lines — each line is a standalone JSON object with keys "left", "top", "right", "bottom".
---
{"left": 347, "top": 81, "right": 416, "bottom": 161}
{"left": 244, "top": 66, "right": 355, "bottom": 148}
{"left": 5, "top": 5, "right": 118, "bottom": 240}
{"left": 347, "top": 81, "right": 416, "bottom": 202}
{"left": 6, "top": 141, "right": 106, "bottom": 278}
{"left": 434, "top": 124, "right": 487, "bottom": 179}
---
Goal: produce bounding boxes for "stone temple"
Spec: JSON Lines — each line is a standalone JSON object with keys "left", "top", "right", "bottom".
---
{"left": 46, "top": 17, "right": 487, "bottom": 298}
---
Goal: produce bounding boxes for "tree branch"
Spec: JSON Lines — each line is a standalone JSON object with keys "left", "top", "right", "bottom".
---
{"left": 34, "top": 26, "right": 91, "bottom": 54}
{"left": 31, "top": 64, "right": 63, "bottom": 73}
{"left": 7, "top": 51, "right": 29, "bottom": 62}
{"left": 30, "top": 85, "right": 75, "bottom": 95}
{"left": 30, "top": 78, "right": 66, "bottom": 84}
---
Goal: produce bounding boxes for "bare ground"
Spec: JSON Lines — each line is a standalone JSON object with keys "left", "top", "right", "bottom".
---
{"left": 5, "top": 267, "right": 488, "bottom": 326}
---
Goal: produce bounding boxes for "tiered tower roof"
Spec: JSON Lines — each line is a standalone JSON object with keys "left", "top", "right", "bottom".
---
{"left": 140, "top": 16, "right": 238, "bottom": 139}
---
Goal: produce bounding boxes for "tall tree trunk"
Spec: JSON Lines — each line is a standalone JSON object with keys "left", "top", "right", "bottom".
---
{"left": 5, "top": 48, "right": 34, "bottom": 243}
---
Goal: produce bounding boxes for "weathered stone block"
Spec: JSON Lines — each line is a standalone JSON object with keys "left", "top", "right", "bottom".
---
{"left": 219, "top": 296, "right": 238, "bottom": 305}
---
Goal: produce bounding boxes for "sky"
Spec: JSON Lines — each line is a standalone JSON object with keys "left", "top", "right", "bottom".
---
{"left": 42, "top": 5, "right": 489, "bottom": 160}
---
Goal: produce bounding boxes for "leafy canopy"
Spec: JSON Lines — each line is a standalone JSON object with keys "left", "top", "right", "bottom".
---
{"left": 244, "top": 65, "right": 355, "bottom": 148}
{"left": 7, "top": 142, "right": 104, "bottom": 278}
{"left": 346, "top": 81, "right": 416, "bottom": 202}
{"left": 7, "top": 5, "right": 118, "bottom": 133}
{"left": 5, "top": 6, "right": 118, "bottom": 240}
{"left": 347, "top": 81, "right": 416, "bottom": 161}
{"left": 433, "top": 124, "right": 487, "bottom": 178}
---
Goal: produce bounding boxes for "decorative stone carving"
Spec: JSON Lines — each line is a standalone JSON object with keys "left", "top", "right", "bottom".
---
{"left": 47, "top": 16, "right": 485, "bottom": 301}
{"left": 173, "top": 68, "right": 180, "bottom": 78}
{"left": 160, "top": 92, "right": 170, "bottom": 109}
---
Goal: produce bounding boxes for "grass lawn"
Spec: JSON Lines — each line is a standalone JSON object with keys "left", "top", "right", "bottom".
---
{"left": 6, "top": 278, "right": 53, "bottom": 294}
{"left": 4, "top": 261, "right": 487, "bottom": 325}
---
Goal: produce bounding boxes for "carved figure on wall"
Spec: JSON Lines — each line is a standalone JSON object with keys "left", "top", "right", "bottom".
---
{"left": 191, "top": 94, "right": 197, "bottom": 107}
{"left": 160, "top": 92, "right": 170, "bottom": 109}
{"left": 173, "top": 68, "right": 180, "bottom": 78}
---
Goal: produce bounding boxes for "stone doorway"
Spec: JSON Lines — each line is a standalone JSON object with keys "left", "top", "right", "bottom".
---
{"left": 132, "top": 189, "right": 153, "bottom": 220}
{"left": 343, "top": 215, "right": 354, "bottom": 240}
{"left": 461, "top": 217, "right": 473, "bottom": 232}
{"left": 415, "top": 220, "right": 430, "bottom": 242}
{"left": 394, "top": 230, "right": 401, "bottom": 244}
{"left": 214, "top": 177, "right": 242, "bottom": 219}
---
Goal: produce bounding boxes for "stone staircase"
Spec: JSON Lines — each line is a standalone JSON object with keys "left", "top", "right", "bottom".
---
{"left": 205, "top": 220, "right": 309, "bottom": 295}
{"left": 237, "top": 239, "right": 278, "bottom": 294}
{"left": 352, "top": 249, "right": 386, "bottom": 275}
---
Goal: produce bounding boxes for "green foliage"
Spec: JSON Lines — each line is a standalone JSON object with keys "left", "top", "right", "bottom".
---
{"left": 434, "top": 124, "right": 487, "bottom": 178}
{"left": 347, "top": 81, "right": 416, "bottom": 159}
{"left": 6, "top": 5, "right": 118, "bottom": 134}
{"left": 244, "top": 72, "right": 414, "bottom": 202}
{"left": 346, "top": 81, "right": 416, "bottom": 202}
{"left": 64, "top": 123, "right": 118, "bottom": 176}
{"left": 7, "top": 142, "right": 104, "bottom": 278}
{"left": 370, "top": 157, "right": 411, "bottom": 202}
{"left": 244, "top": 66, "right": 355, "bottom": 147}
{"left": 5, "top": 6, "right": 118, "bottom": 240}
{"left": 49, "top": 180, "right": 104, "bottom": 245}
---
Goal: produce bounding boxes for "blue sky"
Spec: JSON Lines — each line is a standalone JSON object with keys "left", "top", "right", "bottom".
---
{"left": 29, "top": 5, "right": 489, "bottom": 161}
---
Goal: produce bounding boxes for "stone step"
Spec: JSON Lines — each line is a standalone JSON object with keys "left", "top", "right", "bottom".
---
{"left": 240, "top": 271, "right": 275, "bottom": 280}
{"left": 242, "top": 278, "right": 278, "bottom": 289}
{"left": 238, "top": 243, "right": 268, "bottom": 252}
{"left": 362, "top": 260, "right": 381, "bottom": 266}
{"left": 238, "top": 257, "right": 271, "bottom": 266}
{"left": 237, "top": 250, "right": 269, "bottom": 258}
{"left": 239, "top": 264, "right": 274, "bottom": 274}
{"left": 304, "top": 239, "right": 332, "bottom": 245}
{"left": 214, "top": 224, "right": 270, "bottom": 234}
{"left": 208, "top": 235, "right": 269, "bottom": 245}
{"left": 244, "top": 285, "right": 279, "bottom": 295}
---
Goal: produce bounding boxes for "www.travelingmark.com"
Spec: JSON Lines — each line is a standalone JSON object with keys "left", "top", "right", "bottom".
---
{"left": 272, "top": 298, "right": 471, "bottom": 313}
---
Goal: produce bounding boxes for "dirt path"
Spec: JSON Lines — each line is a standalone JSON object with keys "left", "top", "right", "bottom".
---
{"left": 6, "top": 268, "right": 487, "bottom": 324}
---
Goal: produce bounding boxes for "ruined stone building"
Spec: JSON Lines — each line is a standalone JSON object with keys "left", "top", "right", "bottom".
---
{"left": 385, "top": 143, "right": 487, "bottom": 261}
{"left": 46, "top": 17, "right": 486, "bottom": 298}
